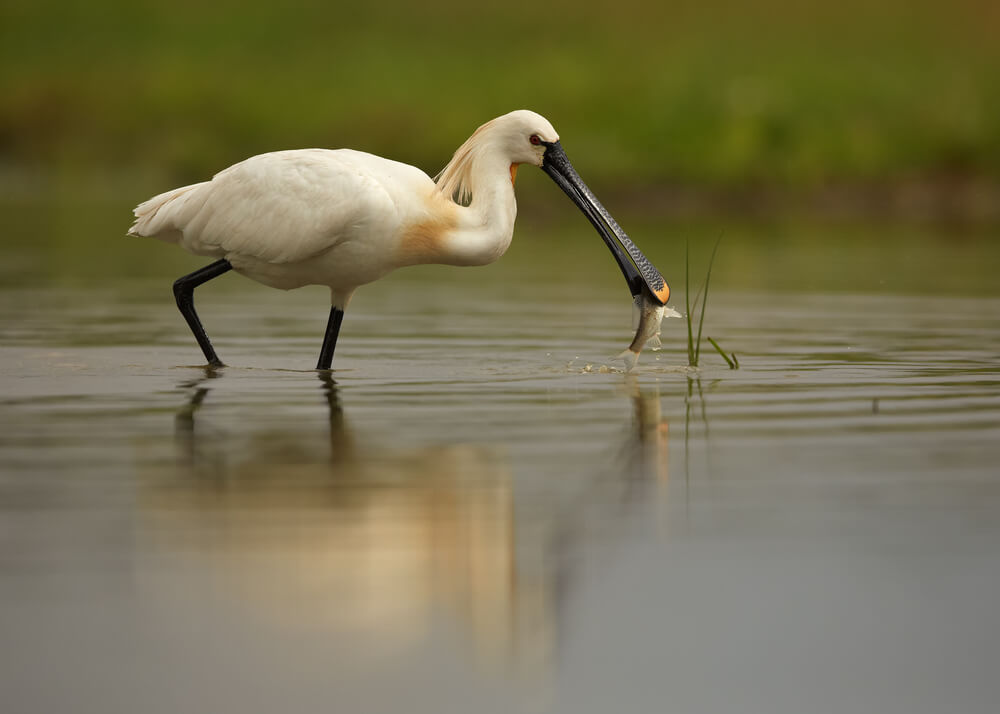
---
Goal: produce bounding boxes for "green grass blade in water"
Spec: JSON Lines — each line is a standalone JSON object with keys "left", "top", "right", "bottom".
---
{"left": 708, "top": 336, "right": 738, "bottom": 370}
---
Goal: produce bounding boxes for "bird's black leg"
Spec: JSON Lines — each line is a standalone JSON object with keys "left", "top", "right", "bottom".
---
{"left": 172, "top": 259, "right": 233, "bottom": 367}
{"left": 316, "top": 306, "right": 345, "bottom": 370}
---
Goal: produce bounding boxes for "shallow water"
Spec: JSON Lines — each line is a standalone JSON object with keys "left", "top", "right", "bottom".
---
{"left": 2, "top": 211, "right": 1000, "bottom": 713}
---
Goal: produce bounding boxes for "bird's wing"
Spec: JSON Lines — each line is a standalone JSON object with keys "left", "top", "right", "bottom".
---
{"left": 177, "top": 149, "right": 405, "bottom": 265}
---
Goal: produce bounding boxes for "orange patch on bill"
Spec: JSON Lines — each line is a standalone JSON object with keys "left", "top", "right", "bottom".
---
{"left": 652, "top": 282, "right": 670, "bottom": 304}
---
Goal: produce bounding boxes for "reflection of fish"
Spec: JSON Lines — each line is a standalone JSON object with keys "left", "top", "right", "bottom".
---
{"left": 617, "top": 290, "right": 681, "bottom": 371}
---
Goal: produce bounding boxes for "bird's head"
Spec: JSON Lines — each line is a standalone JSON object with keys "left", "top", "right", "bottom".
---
{"left": 515, "top": 110, "right": 669, "bottom": 305}
{"left": 492, "top": 109, "right": 560, "bottom": 167}
{"left": 439, "top": 110, "right": 669, "bottom": 305}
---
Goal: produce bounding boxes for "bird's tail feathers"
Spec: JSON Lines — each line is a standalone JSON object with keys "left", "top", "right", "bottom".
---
{"left": 128, "top": 182, "right": 207, "bottom": 239}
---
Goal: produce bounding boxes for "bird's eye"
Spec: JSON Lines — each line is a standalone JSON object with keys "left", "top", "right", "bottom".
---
{"left": 529, "top": 134, "right": 542, "bottom": 146}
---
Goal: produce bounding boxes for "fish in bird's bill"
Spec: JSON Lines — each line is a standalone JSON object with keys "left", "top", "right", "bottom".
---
{"left": 618, "top": 286, "right": 682, "bottom": 372}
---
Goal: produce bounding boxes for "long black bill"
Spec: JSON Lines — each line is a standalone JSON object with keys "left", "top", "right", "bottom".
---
{"left": 542, "top": 141, "right": 669, "bottom": 305}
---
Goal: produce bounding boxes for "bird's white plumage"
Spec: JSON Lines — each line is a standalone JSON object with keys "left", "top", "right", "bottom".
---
{"left": 130, "top": 110, "right": 560, "bottom": 307}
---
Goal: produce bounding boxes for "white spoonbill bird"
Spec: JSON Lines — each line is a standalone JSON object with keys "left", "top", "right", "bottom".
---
{"left": 129, "top": 109, "right": 669, "bottom": 369}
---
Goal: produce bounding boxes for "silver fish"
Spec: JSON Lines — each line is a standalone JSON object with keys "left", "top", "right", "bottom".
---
{"left": 617, "top": 290, "right": 681, "bottom": 371}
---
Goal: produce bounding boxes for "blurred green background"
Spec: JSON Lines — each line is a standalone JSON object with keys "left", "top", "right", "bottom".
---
{"left": 1, "top": 0, "right": 998, "bottom": 292}
{"left": 4, "top": 0, "right": 999, "bottom": 190}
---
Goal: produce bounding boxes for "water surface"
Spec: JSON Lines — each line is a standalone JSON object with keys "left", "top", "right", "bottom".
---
{"left": 2, "top": 209, "right": 1000, "bottom": 713}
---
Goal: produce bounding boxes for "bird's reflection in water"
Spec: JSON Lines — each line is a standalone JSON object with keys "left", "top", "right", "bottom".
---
{"left": 148, "top": 370, "right": 545, "bottom": 667}
{"left": 143, "top": 371, "right": 672, "bottom": 670}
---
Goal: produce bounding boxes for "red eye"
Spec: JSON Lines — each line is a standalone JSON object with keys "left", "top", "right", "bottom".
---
{"left": 529, "top": 134, "right": 541, "bottom": 145}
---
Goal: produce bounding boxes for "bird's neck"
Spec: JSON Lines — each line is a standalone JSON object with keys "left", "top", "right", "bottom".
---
{"left": 439, "top": 154, "right": 518, "bottom": 267}
{"left": 396, "top": 148, "right": 520, "bottom": 269}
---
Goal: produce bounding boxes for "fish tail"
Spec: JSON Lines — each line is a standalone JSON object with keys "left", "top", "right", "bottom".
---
{"left": 617, "top": 349, "right": 640, "bottom": 372}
